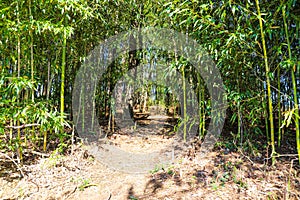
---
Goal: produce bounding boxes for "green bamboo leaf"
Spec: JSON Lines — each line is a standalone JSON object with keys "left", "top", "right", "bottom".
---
{"left": 267, "top": 71, "right": 274, "bottom": 80}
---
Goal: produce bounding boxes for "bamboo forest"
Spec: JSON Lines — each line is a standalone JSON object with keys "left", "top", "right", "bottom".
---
{"left": 0, "top": 0, "right": 300, "bottom": 199}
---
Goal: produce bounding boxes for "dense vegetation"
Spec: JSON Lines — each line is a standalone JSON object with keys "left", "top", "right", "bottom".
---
{"left": 0, "top": 0, "right": 299, "bottom": 165}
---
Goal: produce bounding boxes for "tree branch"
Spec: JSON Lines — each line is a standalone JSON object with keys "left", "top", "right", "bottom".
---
{"left": 5, "top": 123, "right": 40, "bottom": 129}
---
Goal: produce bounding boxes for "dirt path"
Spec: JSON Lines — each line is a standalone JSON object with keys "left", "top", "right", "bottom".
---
{"left": 0, "top": 124, "right": 299, "bottom": 199}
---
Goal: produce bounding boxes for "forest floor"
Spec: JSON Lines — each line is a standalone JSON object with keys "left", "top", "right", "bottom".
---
{"left": 0, "top": 117, "right": 299, "bottom": 200}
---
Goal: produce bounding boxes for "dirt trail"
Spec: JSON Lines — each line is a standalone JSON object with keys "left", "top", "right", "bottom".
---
{"left": 0, "top": 123, "right": 299, "bottom": 199}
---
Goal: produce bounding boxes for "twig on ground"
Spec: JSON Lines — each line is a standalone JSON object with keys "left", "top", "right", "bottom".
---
{"left": 0, "top": 152, "right": 25, "bottom": 177}
{"left": 263, "top": 154, "right": 299, "bottom": 161}
{"left": 237, "top": 148, "right": 264, "bottom": 172}
{"left": 23, "top": 149, "right": 50, "bottom": 157}
{"left": 26, "top": 178, "right": 40, "bottom": 194}
{"left": 64, "top": 186, "right": 77, "bottom": 200}
{"left": 107, "top": 193, "right": 112, "bottom": 200}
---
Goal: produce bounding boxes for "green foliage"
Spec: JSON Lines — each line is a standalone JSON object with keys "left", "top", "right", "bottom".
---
{"left": 78, "top": 179, "right": 91, "bottom": 191}
{"left": 129, "top": 196, "right": 138, "bottom": 200}
{"left": 0, "top": 75, "right": 70, "bottom": 158}
{"left": 0, "top": 0, "right": 299, "bottom": 162}
{"left": 149, "top": 164, "right": 165, "bottom": 174}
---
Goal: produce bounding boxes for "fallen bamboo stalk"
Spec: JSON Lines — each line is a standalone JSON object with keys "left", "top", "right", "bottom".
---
{"left": 5, "top": 123, "right": 40, "bottom": 129}
{"left": 0, "top": 152, "right": 25, "bottom": 177}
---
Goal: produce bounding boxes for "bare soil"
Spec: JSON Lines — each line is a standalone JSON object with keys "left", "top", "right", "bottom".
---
{"left": 0, "top": 122, "right": 299, "bottom": 200}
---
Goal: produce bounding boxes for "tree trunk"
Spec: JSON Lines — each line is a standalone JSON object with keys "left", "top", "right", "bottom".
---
{"left": 282, "top": 5, "right": 300, "bottom": 163}
{"left": 255, "top": 0, "right": 276, "bottom": 164}
{"left": 60, "top": 28, "right": 67, "bottom": 124}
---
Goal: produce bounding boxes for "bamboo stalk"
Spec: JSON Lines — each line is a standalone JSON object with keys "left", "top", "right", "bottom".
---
{"left": 277, "top": 65, "right": 282, "bottom": 147}
{"left": 17, "top": 120, "right": 22, "bottom": 161}
{"left": 29, "top": 0, "right": 34, "bottom": 102}
{"left": 255, "top": 0, "right": 276, "bottom": 164}
{"left": 5, "top": 123, "right": 40, "bottom": 129}
{"left": 282, "top": 4, "right": 300, "bottom": 164}
{"left": 43, "top": 129, "right": 49, "bottom": 152}
{"left": 202, "top": 89, "right": 206, "bottom": 135}
{"left": 17, "top": 1, "right": 20, "bottom": 78}
{"left": 60, "top": 27, "right": 67, "bottom": 124}
{"left": 197, "top": 75, "right": 203, "bottom": 139}
{"left": 182, "top": 64, "right": 187, "bottom": 142}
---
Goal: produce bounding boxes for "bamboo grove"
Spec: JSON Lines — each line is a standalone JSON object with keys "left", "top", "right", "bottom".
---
{"left": 0, "top": 0, "right": 299, "bottom": 164}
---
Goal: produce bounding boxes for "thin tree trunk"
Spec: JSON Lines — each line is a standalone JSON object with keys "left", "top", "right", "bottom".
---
{"left": 182, "top": 64, "right": 187, "bottom": 142}
{"left": 236, "top": 67, "right": 243, "bottom": 146}
{"left": 29, "top": 0, "right": 34, "bottom": 102}
{"left": 17, "top": 1, "right": 20, "bottom": 78}
{"left": 198, "top": 80, "right": 202, "bottom": 139}
{"left": 91, "top": 81, "right": 96, "bottom": 132}
{"left": 255, "top": 0, "right": 276, "bottom": 164}
{"left": 60, "top": 27, "right": 67, "bottom": 124}
{"left": 46, "top": 56, "right": 51, "bottom": 100}
{"left": 282, "top": 5, "right": 300, "bottom": 163}
{"left": 277, "top": 63, "right": 282, "bottom": 146}
{"left": 196, "top": 72, "right": 205, "bottom": 139}
{"left": 16, "top": 1, "right": 22, "bottom": 161}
